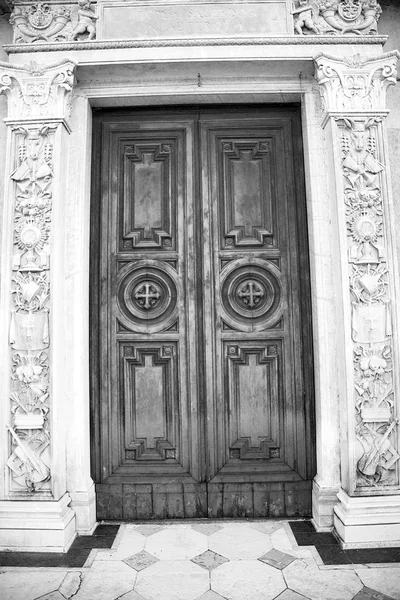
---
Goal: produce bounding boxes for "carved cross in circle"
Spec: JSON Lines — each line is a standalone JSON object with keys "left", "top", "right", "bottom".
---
{"left": 237, "top": 280, "right": 264, "bottom": 308}
{"left": 134, "top": 282, "right": 161, "bottom": 310}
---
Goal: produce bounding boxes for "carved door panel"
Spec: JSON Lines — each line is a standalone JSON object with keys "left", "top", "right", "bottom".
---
{"left": 92, "top": 114, "right": 207, "bottom": 519}
{"left": 91, "top": 108, "right": 315, "bottom": 520}
{"left": 200, "top": 112, "right": 315, "bottom": 516}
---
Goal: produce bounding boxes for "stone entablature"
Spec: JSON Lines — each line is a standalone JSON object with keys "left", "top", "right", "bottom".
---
{"left": 5, "top": 0, "right": 385, "bottom": 46}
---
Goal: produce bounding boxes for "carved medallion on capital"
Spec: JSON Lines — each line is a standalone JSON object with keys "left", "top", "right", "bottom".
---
{"left": 314, "top": 52, "right": 400, "bottom": 493}
{"left": 0, "top": 60, "right": 76, "bottom": 495}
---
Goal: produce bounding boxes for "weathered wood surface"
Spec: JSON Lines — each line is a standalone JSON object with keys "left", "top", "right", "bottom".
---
{"left": 91, "top": 106, "right": 315, "bottom": 519}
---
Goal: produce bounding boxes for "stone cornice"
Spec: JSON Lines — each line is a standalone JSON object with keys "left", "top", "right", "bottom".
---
{"left": 314, "top": 51, "right": 400, "bottom": 114}
{"left": 3, "top": 35, "right": 388, "bottom": 54}
{"left": 0, "top": 59, "right": 76, "bottom": 121}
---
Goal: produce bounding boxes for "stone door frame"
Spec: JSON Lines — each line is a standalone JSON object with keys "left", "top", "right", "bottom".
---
{"left": 0, "top": 46, "right": 399, "bottom": 551}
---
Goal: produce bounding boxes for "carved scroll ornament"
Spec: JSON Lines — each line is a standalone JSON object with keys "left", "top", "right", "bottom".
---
{"left": 10, "top": 1, "right": 98, "bottom": 44}
{"left": 0, "top": 61, "right": 76, "bottom": 494}
{"left": 292, "top": 0, "right": 382, "bottom": 36}
{"left": 315, "top": 53, "right": 400, "bottom": 491}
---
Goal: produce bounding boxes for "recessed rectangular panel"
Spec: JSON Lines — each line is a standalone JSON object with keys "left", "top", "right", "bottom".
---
{"left": 238, "top": 353, "right": 270, "bottom": 446}
{"left": 122, "top": 140, "right": 175, "bottom": 249}
{"left": 219, "top": 137, "right": 274, "bottom": 247}
{"left": 133, "top": 157, "right": 163, "bottom": 236}
{"left": 232, "top": 153, "right": 262, "bottom": 236}
{"left": 133, "top": 355, "right": 164, "bottom": 447}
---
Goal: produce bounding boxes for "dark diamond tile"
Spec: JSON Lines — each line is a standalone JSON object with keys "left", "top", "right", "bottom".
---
{"left": 124, "top": 550, "right": 159, "bottom": 571}
{"left": 93, "top": 524, "right": 120, "bottom": 537}
{"left": 58, "top": 547, "right": 92, "bottom": 568}
{"left": 191, "top": 550, "right": 229, "bottom": 571}
{"left": 288, "top": 520, "right": 315, "bottom": 533}
{"left": 352, "top": 586, "right": 396, "bottom": 600}
{"left": 315, "top": 545, "right": 352, "bottom": 565}
{"left": 258, "top": 548, "right": 296, "bottom": 569}
{"left": 346, "top": 547, "right": 400, "bottom": 564}
{"left": 294, "top": 532, "right": 338, "bottom": 546}
{"left": 72, "top": 535, "right": 115, "bottom": 549}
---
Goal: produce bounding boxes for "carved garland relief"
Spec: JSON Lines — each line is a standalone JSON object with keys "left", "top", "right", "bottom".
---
{"left": 315, "top": 53, "right": 400, "bottom": 492}
{"left": 0, "top": 61, "right": 76, "bottom": 494}
{"left": 292, "top": 0, "right": 382, "bottom": 36}
{"left": 10, "top": 0, "right": 98, "bottom": 44}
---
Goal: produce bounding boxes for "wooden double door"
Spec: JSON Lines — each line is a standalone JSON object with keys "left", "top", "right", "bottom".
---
{"left": 91, "top": 106, "right": 315, "bottom": 520}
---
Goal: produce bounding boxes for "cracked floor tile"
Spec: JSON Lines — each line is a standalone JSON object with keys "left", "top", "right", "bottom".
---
{"left": 0, "top": 571, "right": 67, "bottom": 600}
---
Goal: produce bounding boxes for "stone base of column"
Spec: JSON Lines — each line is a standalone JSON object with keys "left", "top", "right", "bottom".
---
{"left": 70, "top": 481, "right": 97, "bottom": 534}
{"left": 0, "top": 493, "right": 76, "bottom": 552}
{"left": 311, "top": 479, "right": 338, "bottom": 531}
{"left": 334, "top": 488, "right": 400, "bottom": 548}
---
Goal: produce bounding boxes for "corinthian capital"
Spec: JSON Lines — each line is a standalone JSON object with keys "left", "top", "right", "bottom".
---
{"left": 314, "top": 52, "right": 399, "bottom": 114}
{"left": 0, "top": 59, "right": 77, "bottom": 122}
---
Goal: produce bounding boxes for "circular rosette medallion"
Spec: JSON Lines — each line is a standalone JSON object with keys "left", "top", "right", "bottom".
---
{"left": 117, "top": 260, "right": 178, "bottom": 333}
{"left": 220, "top": 258, "right": 282, "bottom": 331}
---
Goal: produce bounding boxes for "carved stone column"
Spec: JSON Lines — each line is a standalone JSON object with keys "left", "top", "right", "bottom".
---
{"left": 0, "top": 59, "right": 78, "bottom": 551}
{"left": 314, "top": 51, "right": 400, "bottom": 547}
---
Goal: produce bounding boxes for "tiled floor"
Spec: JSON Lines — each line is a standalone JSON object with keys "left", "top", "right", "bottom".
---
{"left": 1, "top": 520, "right": 400, "bottom": 600}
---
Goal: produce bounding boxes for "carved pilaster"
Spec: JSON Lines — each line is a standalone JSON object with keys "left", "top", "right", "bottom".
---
{"left": 0, "top": 60, "right": 76, "bottom": 496}
{"left": 314, "top": 52, "right": 400, "bottom": 496}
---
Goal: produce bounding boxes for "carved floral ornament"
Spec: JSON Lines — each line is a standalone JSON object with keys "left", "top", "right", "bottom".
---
{"left": 314, "top": 53, "right": 400, "bottom": 491}
{"left": 10, "top": 1, "right": 98, "bottom": 44}
{"left": 0, "top": 61, "right": 77, "bottom": 494}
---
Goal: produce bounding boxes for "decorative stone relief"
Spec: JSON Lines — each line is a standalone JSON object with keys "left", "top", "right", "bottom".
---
{"left": 315, "top": 52, "right": 400, "bottom": 492}
{"left": 0, "top": 60, "right": 76, "bottom": 494}
{"left": 0, "top": 59, "right": 76, "bottom": 121}
{"left": 10, "top": 1, "right": 98, "bottom": 44}
{"left": 314, "top": 52, "right": 399, "bottom": 112}
{"left": 6, "top": 124, "right": 54, "bottom": 492}
{"left": 292, "top": 0, "right": 382, "bottom": 35}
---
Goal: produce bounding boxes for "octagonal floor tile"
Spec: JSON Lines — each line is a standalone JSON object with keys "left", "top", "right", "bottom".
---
{"left": 208, "top": 524, "right": 272, "bottom": 560}
{"left": 284, "top": 559, "right": 363, "bottom": 600}
{"left": 135, "top": 560, "right": 209, "bottom": 600}
{"left": 211, "top": 560, "right": 286, "bottom": 600}
{"left": 145, "top": 526, "right": 208, "bottom": 560}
